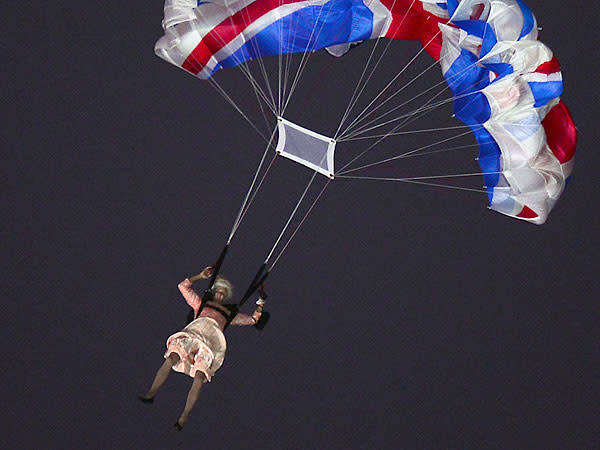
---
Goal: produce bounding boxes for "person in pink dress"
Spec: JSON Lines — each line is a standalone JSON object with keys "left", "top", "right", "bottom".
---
{"left": 139, "top": 266, "right": 264, "bottom": 430}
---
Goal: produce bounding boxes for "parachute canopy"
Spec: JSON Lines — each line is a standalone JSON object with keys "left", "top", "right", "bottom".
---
{"left": 155, "top": 0, "right": 577, "bottom": 224}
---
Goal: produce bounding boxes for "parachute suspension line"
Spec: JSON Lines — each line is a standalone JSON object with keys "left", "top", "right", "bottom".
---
{"left": 230, "top": 152, "right": 279, "bottom": 239}
{"left": 280, "top": 11, "right": 303, "bottom": 113}
{"left": 374, "top": 85, "right": 486, "bottom": 155}
{"left": 339, "top": 124, "right": 473, "bottom": 142}
{"left": 281, "top": 6, "right": 330, "bottom": 115}
{"left": 246, "top": 38, "right": 278, "bottom": 115}
{"left": 340, "top": 86, "right": 454, "bottom": 141}
{"left": 340, "top": 61, "right": 444, "bottom": 139}
{"left": 264, "top": 170, "right": 319, "bottom": 264}
{"left": 387, "top": 84, "right": 458, "bottom": 134}
{"left": 390, "top": 142, "right": 480, "bottom": 159}
{"left": 337, "top": 129, "right": 477, "bottom": 175}
{"left": 387, "top": 56, "right": 496, "bottom": 135}
{"left": 336, "top": 142, "right": 481, "bottom": 164}
{"left": 341, "top": 83, "right": 486, "bottom": 142}
{"left": 268, "top": 178, "right": 331, "bottom": 272}
{"left": 227, "top": 39, "right": 277, "bottom": 116}
{"left": 336, "top": 67, "right": 491, "bottom": 173}
{"left": 336, "top": 175, "right": 491, "bottom": 194}
{"left": 281, "top": 1, "right": 341, "bottom": 115}
{"left": 224, "top": 54, "right": 277, "bottom": 115}
{"left": 337, "top": 27, "right": 442, "bottom": 140}
{"left": 338, "top": 58, "right": 441, "bottom": 140}
{"left": 278, "top": 0, "right": 304, "bottom": 114}
{"left": 238, "top": 9, "right": 279, "bottom": 115}
{"left": 195, "top": 31, "right": 277, "bottom": 142}
{"left": 278, "top": 6, "right": 283, "bottom": 114}
{"left": 339, "top": 95, "right": 463, "bottom": 141}
{"left": 334, "top": 0, "right": 419, "bottom": 138}
{"left": 282, "top": 22, "right": 369, "bottom": 115}
{"left": 242, "top": 22, "right": 278, "bottom": 135}
{"left": 279, "top": 5, "right": 353, "bottom": 114}
{"left": 339, "top": 56, "right": 486, "bottom": 142}
{"left": 335, "top": 0, "right": 415, "bottom": 138}
{"left": 341, "top": 170, "right": 500, "bottom": 182}
{"left": 279, "top": 1, "right": 295, "bottom": 113}
{"left": 334, "top": 35, "right": 388, "bottom": 138}
{"left": 227, "top": 126, "right": 279, "bottom": 244}
{"left": 206, "top": 26, "right": 278, "bottom": 116}
{"left": 335, "top": 99, "right": 469, "bottom": 173}
{"left": 329, "top": 9, "right": 502, "bottom": 197}
{"left": 208, "top": 78, "right": 270, "bottom": 144}
{"left": 252, "top": 79, "right": 275, "bottom": 137}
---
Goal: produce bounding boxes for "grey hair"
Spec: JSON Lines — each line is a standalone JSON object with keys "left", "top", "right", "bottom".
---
{"left": 212, "top": 276, "right": 233, "bottom": 302}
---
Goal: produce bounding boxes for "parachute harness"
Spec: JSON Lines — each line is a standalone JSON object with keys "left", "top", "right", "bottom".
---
{"left": 194, "top": 248, "right": 270, "bottom": 330}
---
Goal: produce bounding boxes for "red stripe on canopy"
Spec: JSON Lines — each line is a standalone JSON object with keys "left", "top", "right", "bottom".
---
{"left": 535, "top": 55, "right": 561, "bottom": 75}
{"left": 182, "top": 0, "right": 306, "bottom": 75}
{"left": 542, "top": 101, "right": 577, "bottom": 164}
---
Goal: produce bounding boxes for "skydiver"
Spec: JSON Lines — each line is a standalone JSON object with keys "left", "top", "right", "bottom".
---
{"left": 139, "top": 266, "right": 265, "bottom": 430}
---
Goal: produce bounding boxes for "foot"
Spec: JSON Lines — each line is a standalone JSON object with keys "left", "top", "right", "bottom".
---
{"left": 138, "top": 395, "right": 154, "bottom": 404}
{"left": 174, "top": 421, "right": 184, "bottom": 431}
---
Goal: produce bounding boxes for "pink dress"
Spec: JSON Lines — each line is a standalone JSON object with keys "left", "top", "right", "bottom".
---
{"left": 164, "top": 281, "right": 228, "bottom": 382}
{"left": 165, "top": 317, "right": 226, "bottom": 382}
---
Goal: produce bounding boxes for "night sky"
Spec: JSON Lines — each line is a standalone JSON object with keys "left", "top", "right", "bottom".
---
{"left": 4, "top": 1, "right": 599, "bottom": 448}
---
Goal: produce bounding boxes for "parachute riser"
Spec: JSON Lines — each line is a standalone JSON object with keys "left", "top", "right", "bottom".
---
{"left": 225, "top": 263, "right": 270, "bottom": 329}
{"left": 186, "top": 244, "right": 229, "bottom": 324}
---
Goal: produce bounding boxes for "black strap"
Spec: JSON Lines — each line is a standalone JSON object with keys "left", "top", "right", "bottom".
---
{"left": 224, "top": 263, "right": 269, "bottom": 328}
{"left": 203, "top": 244, "right": 229, "bottom": 297}
{"left": 186, "top": 244, "right": 229, "bottom": 325}
{"left": 204, "top": 302, "right": 238, "bottom": 319}
{"left": 238, "top": 264, "right": 269, "bottom": 307}
{"left": 198, "top": 244, "right": 230, "bottom": 314}
{"left": 185, "top": 254, "right": 271, "bottom": 329}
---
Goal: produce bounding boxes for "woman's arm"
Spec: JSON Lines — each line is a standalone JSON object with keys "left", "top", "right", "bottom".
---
{"left": 230, "top": 304, "right": 263, "bottom": 326}
{"left": 178, "top": 278, "right": 202, "bottom": 316}
{"left": 177, "top": 266, "right": 214, "bottom": 317}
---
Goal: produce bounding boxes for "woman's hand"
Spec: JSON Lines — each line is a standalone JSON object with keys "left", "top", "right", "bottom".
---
{"left": 252, "top": 298, "right": 266, "bottom": 322}
{"left": 189, "top": 266, "right": 215, "bottom": 283}
{"left": 199, "top": 265, "right": 214, "bottom": 279}
{"left": 255, "top": 298, "right": 266, "bottom": 311}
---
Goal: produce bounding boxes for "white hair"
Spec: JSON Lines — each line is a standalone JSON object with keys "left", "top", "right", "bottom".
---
{"left": 212, "top": 276, "right": 233, "bottom": 302}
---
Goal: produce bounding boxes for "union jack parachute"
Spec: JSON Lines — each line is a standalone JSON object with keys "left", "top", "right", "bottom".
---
{"left": 155, "top": 0, "right": 576, "bottom": 225}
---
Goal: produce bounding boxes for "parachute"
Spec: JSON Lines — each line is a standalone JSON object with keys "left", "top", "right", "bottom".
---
{"left": 155, "top": 0, "right": 576, "bottom": 230}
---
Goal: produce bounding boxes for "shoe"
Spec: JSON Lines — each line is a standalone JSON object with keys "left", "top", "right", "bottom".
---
{"left": 174, "top": 421, "right": 183, "bottom": 431}
{"left": 138, "top": 395, "right": 154, "bottom": 404}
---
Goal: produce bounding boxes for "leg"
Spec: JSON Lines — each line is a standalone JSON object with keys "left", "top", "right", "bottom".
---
{"left": 175, "top": 371, "right": 206, "bottom": 429}
{"left": 139, "top": 353, "right": 180, "bottom": 402}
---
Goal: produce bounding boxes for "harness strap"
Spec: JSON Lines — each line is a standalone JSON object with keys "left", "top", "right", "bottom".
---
{"left": 203, "top": 244, "right": 229, "bottom": 297}
{"left": 197, "top": 244, "right": 230, "bottom": 314}
{"left": 225, "top": 264, "right": 269, "bottom": 327}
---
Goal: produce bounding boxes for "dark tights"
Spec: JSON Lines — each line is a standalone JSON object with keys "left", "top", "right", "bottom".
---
{"left": 141, "top": 353, "right": 180, "bottom": 400}
{"left": 177, "top": 371, "right": 206, "bottom": 427}
{"left": 141, "top": 353, "right": 207, "bottom": 428}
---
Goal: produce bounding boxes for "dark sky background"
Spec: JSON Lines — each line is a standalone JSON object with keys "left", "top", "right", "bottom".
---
{"left": 4, "top": 1, "right": 599, "bottom": 449}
